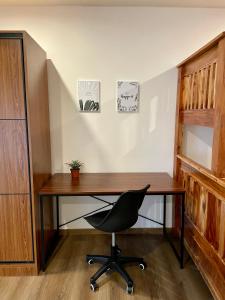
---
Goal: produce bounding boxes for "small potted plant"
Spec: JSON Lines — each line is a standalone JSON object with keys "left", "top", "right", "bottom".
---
{"left": 66, "top": 160, "right": 83, "bottom": 179}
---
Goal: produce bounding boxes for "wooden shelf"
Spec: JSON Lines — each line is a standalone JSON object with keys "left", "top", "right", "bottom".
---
{"left": 176, "top": 154, "right": 225, "bottom": 189}
{"left": 180, "top": 109, "right": 215, "bottom": 127}
{"left": 174, "top": 33, "right": 225, "bottom": 300}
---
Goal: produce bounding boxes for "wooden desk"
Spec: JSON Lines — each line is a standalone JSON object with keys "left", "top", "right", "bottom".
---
{"left": 39, "top": 172, "right": 185, "bottom": 196}
{"left": 39, "top": 173, "right": 185, "bottom": 271}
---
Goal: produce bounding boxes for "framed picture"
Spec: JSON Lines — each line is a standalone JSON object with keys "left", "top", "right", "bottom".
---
{"left": 117, "top": 81, "right": 139, "bottom": 112}
{"left": 78, "top": 80, "right": 100, "bottom": 112}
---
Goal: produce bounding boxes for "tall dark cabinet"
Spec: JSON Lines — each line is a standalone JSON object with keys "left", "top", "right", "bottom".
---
{"left": 0, "top": 32, "right": 54, "bottom": 275}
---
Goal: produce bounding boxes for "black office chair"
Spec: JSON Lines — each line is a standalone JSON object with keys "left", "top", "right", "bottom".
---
{"left": 84, "top": 184, "right": 150, "bottom": 294}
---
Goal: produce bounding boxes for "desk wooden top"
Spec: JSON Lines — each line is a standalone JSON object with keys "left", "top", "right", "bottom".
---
{"left": 39, "top": 173, "right": 185, "bottom": 196}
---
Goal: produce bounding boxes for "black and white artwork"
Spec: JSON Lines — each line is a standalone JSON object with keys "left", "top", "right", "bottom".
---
{"left": 117, "top": 81, "right": 139, "bottom": 112}
{"left": 78, "top": 80, "right": 100, "bottom": 112}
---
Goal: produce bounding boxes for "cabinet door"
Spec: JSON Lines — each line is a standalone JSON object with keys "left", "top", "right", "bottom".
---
{"left": 0, "top": 195, "right": 33, "bottom": 262}
{"left": 0, "top": 120, "right": 30, "bottom": 193}
{"left": 0, "top": 39, "right": 25, "bottom": 119}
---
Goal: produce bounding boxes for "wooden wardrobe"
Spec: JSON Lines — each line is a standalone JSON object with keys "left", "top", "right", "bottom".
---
{"left": 174, "top": 33, "right": 225, "bottom": 300}
{"left": 0, "top": 31, "right": 54, "bottom": 275}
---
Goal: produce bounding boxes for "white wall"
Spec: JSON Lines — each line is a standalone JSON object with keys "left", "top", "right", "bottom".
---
{"left": 0, "top": 6, "right": 223, "bottom": 228}
{"left": 182, "top": 125, "right": 213, "bottom": 169}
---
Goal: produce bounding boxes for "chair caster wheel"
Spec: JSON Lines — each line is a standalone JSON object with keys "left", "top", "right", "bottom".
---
{"left": 126, "top": 285, "right": 134, "bottom": 294}
{"left": 116, "top": 247, "right": 121, "bottom": 255}
{"left": 139, "top": 262, "right": 147, "bottom": 270}
{"left": 106, "top": 267, "right": 113, "bottom": 275}
{"left": 90, "top": 282, "right": 98, "bottom": 292}
{"left": 87, "top": 259, "right": 94, "bottom": 265}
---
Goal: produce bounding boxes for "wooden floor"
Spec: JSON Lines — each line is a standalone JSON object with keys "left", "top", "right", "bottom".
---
{"left": 0, "top": 234, "right": 213, "bottom": 300}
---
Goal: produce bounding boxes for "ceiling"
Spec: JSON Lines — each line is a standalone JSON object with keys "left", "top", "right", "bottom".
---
{"left": 1, "top": 0, "right": 225, "bottom": 7}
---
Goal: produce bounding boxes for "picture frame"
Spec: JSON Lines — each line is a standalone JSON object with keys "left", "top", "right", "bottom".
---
{"left": 77, "top": 80, "right": 100, "bottom": 112}
{"left": 117, "top": 81, "right": 139, "bottom": 112}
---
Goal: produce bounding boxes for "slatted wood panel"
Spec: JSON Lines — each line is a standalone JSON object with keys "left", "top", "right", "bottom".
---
{"left": 179, "top": 168, "right": 225, "bottom": 262}
{"left": 0, "top": 195, "right": 33, "bottom": 262}
{"left": 0, "top": 39, "right": 25, "bottom": 119}
{"left": 0, "top": 120, "right": 29, "bottom": 193}
{"left": 182, "top": 62, "right": 217, "bottom": 111}
{"left": 178, "top": 167, "right": 225, "bottom": 299}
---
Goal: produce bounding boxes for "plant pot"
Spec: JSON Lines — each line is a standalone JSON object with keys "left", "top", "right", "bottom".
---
{"left": 70, "top": 169, "right": 80, "bottom": 179}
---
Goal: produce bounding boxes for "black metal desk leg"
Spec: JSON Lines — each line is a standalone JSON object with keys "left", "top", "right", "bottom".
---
{"left": 56, "top": 196, "right": 59, "bottom": 235}
{"left": 163, "top": 195, "right": 166, "bottom": 236}
{"left": 180, "top": 193, "right": 185, "bottom": 269}
{"left": 40, "top": 195, "right": 45, "bottom": 271}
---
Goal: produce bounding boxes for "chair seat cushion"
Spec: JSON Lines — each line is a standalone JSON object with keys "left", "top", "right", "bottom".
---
{"left": 85, "top": 209, "right": 110, "bottom": 229}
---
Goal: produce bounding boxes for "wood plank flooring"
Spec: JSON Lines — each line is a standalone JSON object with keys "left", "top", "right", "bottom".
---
{"left": 0, "top": 234, "right": 213, "bottom": 300}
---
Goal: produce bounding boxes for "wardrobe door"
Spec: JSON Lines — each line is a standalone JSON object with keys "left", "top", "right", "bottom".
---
{"left": 0, "top": 195, "right": 33, "bottom": 261}
{"left": 0, "top": 120, "right": 30, "bottom": 193}
{"left": 0, "top": 39, "right": 25, "bottom": 119}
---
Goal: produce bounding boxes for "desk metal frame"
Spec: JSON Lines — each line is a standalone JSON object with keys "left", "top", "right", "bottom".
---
{"left": 39, "top": 191, "right": 185, "bottom": 271}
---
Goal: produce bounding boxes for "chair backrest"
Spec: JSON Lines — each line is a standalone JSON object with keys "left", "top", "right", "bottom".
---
{"left": 98, "top": 184, "right": 150, "bottom": 233}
